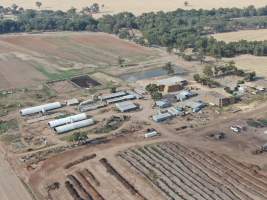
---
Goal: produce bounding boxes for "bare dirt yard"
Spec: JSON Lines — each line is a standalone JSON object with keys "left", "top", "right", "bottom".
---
{"left": 0, "top": 32, "right": 160, "bottom": 90}
{"left": 211, "top": 29, "right": 267, "bottom": 43}
{"left": 2, "top": 0, "right": 267, "bottom": 15}
{"left": 224, "top": 55, "right": 267, "bottom": 78}
{"left": 0, "top": 145, "right": 33, "bottom": 200}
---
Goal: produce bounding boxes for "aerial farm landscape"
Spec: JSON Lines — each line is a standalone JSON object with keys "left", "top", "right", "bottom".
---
{"left": 0, "top": 1, "right": 267, "bottom": 200}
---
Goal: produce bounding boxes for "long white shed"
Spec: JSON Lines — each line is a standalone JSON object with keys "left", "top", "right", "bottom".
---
{"left": 20, "top": 102, "right": 62, "bottom": 116}
{"left": 48, "top": 113, "right": 87, "bottom": 128}
{"left": 54, "top": 118, "right": 95, "bottom": 134}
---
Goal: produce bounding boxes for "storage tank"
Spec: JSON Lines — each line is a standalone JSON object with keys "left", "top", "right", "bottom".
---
{"left": 20, "top": 102, "right": 62, "bottom": 116}
{"left": 48, "top": 113, "right": 87, "bottom": 128}
{"left": 54, "top": 118, "right": 95, "bottom": 134}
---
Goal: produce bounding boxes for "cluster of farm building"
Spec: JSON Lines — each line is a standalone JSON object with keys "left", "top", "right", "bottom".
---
{"left": 19, "top": 74, "right": 266, "bottom": 137}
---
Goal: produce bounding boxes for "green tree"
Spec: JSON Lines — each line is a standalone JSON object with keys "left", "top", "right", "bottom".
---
{"left": 193, "top": 74, "right": 201, "bottom": 82}
{"left": 35, "top": 1, "right": 42, "bottom": 9}
{"left": 163, "top": 62, "right": 175, "bottom": 75}
{"left": 203, "top": 65, "right": 213, "bottom": 77}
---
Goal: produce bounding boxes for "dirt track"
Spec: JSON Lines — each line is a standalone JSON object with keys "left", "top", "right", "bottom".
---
{"left": 0, "top": 145, "right": 33, "bottom": 200}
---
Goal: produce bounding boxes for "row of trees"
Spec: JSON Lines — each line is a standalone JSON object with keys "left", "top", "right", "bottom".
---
{"left": 2, "top": 5, "right": 267, "bottom": 57}
{"left": 193, "top": 61, "right": 257, "bottom": 88}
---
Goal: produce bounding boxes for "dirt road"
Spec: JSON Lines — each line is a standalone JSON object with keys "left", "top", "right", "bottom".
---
{"left": 0, "top": 146, "right": 33, "bottom": 200}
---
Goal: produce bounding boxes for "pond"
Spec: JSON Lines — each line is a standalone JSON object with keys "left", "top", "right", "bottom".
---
{"left": 119, "top": 65, "right": 187, "bottom": 82}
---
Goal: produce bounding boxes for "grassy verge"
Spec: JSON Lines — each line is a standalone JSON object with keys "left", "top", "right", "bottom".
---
{"left": 35, "top": 65, "right": 80, "bottom": 81}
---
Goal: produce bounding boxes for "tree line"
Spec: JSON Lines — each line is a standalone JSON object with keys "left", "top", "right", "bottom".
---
{"left": 2, "top": 5, "right": 267, "bottom": 57}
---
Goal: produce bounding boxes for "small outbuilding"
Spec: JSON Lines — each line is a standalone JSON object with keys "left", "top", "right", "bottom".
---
{"left": 66, "top": 98, "right": 79, "bottom": 106}
{"left": 167, "top": 107, "right": 184, "bottom": 116}
{"left": 116, "top": 101, "right": 138, "bottom": 112}
{"left": 156, "top": 76, "right": 187, "bottom": 93}
{"left": 99, "top": 91, "right": 127, "bottom": 101}
{"left": 186, "top": 101, "right": 207, "bottom": 112}
{"left": 155, "top": 99, "right": 171, "bottom": 108}
{"left": 176, "top": 90, "right": 196, "bottom": 101}
{"left": 153, "top": 112, "right": 172, "bottom": 122}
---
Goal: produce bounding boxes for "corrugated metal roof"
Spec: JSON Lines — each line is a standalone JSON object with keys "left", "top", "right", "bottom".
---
{"left": 167, "top": 107, "right": 184, "bottom": 116}
{"left": 99, "top": 91, "right": 127, "bottom": 100}
{"left": 66, "top": 98, "right": 79, "bottom": 106}
{"left": 153, "top": 112, "right": 172, "bottom": 122}
{"left": 106, "top": 94, "right": 136, "bottom": 104}
{"left": 155, "top": 100, "right": 171, "bottom": 108}
{"left": 116, "top": 101, "right": 138, "bottom": 112}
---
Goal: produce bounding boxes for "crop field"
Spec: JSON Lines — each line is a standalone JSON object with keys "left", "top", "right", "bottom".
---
{"left": 119, "top": 142, "right": 267, "bottom": 200}
{"left": 211, "top": 29, "right": 267, "bottom": 43}
{"left": 0, "top": 32, "right": 159, "bottom": 90}
{"left": 2, "top": 0, "right": 267, "bottom": 15}
{"left": 224, "top": 55, "right": 267, "bottom": 78}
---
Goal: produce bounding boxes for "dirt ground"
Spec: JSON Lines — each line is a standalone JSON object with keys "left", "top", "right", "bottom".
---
{"left": 2, "top": 0, "right": 267, "bottom": 15}
{"left": 0, "top": 32, "right": 160, "bottom": 90}
{"left": 24, "top": 100, "right": 267, "bottom": 200}
{"left": 0, "top": 145, "right": 33, "bottom": 200}
{"left": 212, "top": 29, "right": 267, "bottom": 43}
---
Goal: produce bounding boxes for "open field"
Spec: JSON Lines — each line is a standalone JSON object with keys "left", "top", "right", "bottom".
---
{"left": 212, "top": 29, "right": 267, "bottom": 43}
{"left": 224, "top": 55, "right": 267, "bottom": 78}
{"left": 0, "top": 32, "right": 160, "bottom": 90}
{"left": 2, "top": 0, "right": 267, "bottom": 15}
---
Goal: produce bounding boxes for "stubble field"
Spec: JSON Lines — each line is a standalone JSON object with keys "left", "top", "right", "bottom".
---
{"left": 2, "top": 0, "right": 267, "bottom": 15}
{"left": 212, "top": 29, "right": 267, "bottom": 43}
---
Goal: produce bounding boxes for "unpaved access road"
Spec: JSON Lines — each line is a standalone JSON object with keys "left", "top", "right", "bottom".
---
{"left": 0, "top": 146, "right": 32, "bottom": 200}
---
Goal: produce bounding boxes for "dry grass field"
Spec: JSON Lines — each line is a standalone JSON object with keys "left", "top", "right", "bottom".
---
{"left": 212, "top": 29, "right": 267, "bottom": 43}
{"left": 2, "top": 0, "right": 267, "bottom": 15}
{"left": 224, "top": 55, "right": 267, "bottom": 78}
{"left": 0, "top": 32, "right": 159, "bottom": 90}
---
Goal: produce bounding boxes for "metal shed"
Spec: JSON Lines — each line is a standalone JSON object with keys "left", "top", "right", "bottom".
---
{"left": 20, "top": 102, "right": 62, "bottom": 116}
{"left": 167, "top": 107, "right": 184, "bottom": 116}
{"left": 153, "top": 113, "right": 172, "bottom": 122}
{"left": 116, "top": 101, "right": 138, "bottom": 112}
{"left": 176, "top": 90, "right": 195, "bottom": 101}
{"left": 99, "top": 91, "right": 127, "bottom": 101}
{"left": 66, "top": 98, "right": 79, "bottom": 106}
{"left": 106, "top": 94, "right": 136, "bottom": 104}
{"left": 48, "top": 113, "right": 87, "bottom": 128}
{"left": 155, "top": 100, "right": 171, "bottom": 108}
{"left": 54, "top": 118, "right": 95, "bottom": 134}
{"left": 186, "top": 101, "right": 206, "bottom": 112}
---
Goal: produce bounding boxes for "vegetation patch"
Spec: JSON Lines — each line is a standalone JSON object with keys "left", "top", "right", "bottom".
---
{"left": 247, "top": 119, "right": 267, "bottom": 128}
{"left": 35, "top": 65, "right": 80, "bottom": 81}
{"left": 94, "top": 115, "right": 129, "bottom": 134}
{"left": 0, "top": 119, "right": 18, "bottom": 134}
{"left": 62, "top": 132, "right": 88, "bottom": 143}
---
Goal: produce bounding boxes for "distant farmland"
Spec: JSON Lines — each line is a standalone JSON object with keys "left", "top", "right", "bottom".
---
{"left": 211, "top": 29, "right": 267, "bottom": 43}
{"left": 0, "top": 32, "right": 159, "bottom": 90}
{"left": 2, "top": 0, "right": 267, "bottom": 15}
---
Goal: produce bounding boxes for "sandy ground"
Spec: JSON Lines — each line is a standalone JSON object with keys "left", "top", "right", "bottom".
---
{"left": 212, "top": 29, "right": 267, "bottom": 42}
{"left": 0, "top": 145, "right": 33, "bottom": 200}
{"left": 224, "top": 54, "right": 267, "bottom": 78}
{"left": 2, "top": 0, "right": 267, "bottom": 15}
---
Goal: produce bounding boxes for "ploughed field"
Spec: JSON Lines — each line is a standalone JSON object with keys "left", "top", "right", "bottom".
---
{"left": 119, "top": 142, "right": 267, "bottom": 200}
{"left": 0, "top": 32, "right": 158, "bottom": 89}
